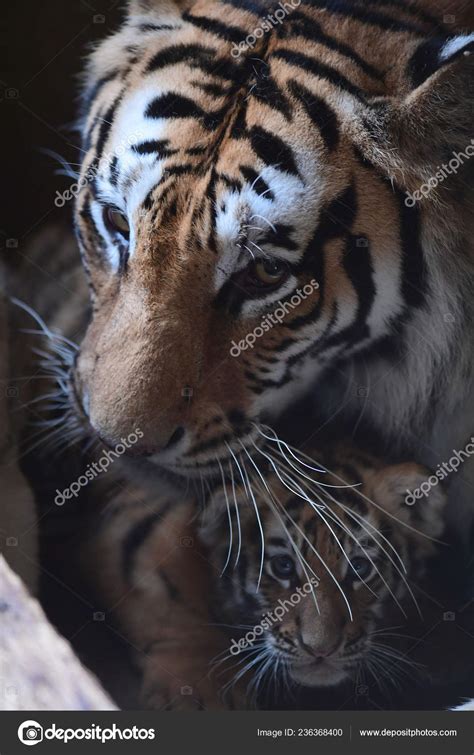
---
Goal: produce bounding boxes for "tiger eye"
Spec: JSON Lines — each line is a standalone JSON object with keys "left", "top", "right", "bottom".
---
{"left": 105, "top": 207, "right": 130, "bottom": 238}
{"left": 252, "top": 258, "right": 288, "bottom": 286}
{"left": 349, "top": 556, "right": 372, "bottom": 582}
{"left": 270, "top": 554, "right": 296, "bottom": 580}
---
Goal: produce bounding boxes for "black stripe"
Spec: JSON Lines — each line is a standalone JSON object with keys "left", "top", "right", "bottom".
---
{"left": 95, "top": 95, "right": 122, "bottom": 162}
{"left": 220, "top": 0, "right": 268, "bottom": 14}
{"left": 80, "top": 71, "right": 121, "bottom": 142}
{"left": 147, "top": 44, "right": 238, "bottom": 80}
{"left": 263, "top": 223, "right": 298, "bottom": 251}
{"left": 268, "top": 537, "right": 288, "bottom": 548}
{"left": 301, "top": 0, "right": 427, "bottom": 35}
{"left": 408, "top": 37, "right": 446, "bottom": 88}
{"left": 288, "top": 80, "right": 339, "bottom": 151}
{"left": 145, "top": 92, "right": 225, "bottom": 130}
{"left": 206, "top": 167, "right": 219, "bottom": 254}
{"left": 219, "top": 174, "right": 242, "bottom": 191}
{"left": 132, "top": 139, "right": 176, "bottom": 156}
{"left": 187, "top": 145, "right": 208, "bottom": 155}
{"left": 323, "top": 233, "right": 375, "bottom": 348}
{"left": 272, "top": 49, "right": 365, "bottom": 101}
{"left": 251, "top": 73, "right": 292, "bottom": 120}
{"left": 316, "top": 183, "right": 358, "bottom": 241}
{"left": 78, "top": 195, "right": 103, "bottom": 254}
{"left": 109, "top": 155, "right": 119, "bottom": 186}
{"left": 396, "top": 190, "right": 427, "bottom": 308}
{"left": 137, "top": 23, "right": 180, "bottom": 32}
{"left": 250, "top": 125, "right": 300, "bottom": 177}
{"left": 286, "top": 184, "right": 357, "bottom": 332}
{"left": 194, "top": 81, "right": 232, "bottom": 97}
{"left": 121, "top": 507, "right": 171, "bottom": 579}
{"left": 230, "top": 99, "right": 248, "bottom": 139}
{"left": 283, "top": 11, "right": 384, "bottom": 81}
{"left": 145, "top": 92, "right": 204, "bottom": 120}
{"left": 183, "top": 11, "right": 250, "bottom": 45}
{"left": 240, "top": 166, "right": 274, "bottom": 199}
{"left": 362, "top": 0, "right": 444, "bottom": 32}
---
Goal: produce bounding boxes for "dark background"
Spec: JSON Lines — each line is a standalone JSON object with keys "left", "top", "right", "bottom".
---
{"left": 2, "top": 1, "right": 123, "bottom": 246}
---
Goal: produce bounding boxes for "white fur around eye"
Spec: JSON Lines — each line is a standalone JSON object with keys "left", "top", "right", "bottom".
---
{"left": 440, "top": 34, "right": 474, "bottom": 62}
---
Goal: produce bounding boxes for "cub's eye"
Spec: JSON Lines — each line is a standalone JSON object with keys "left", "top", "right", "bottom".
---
{"left": 349, "top": 556, "right": 373, "bottom": 582}
{"left": 103, "top": 207, "right": 130, "bottom": 239}
{"left": 270, "top": 554, "right": 296, "bottom": 581}
{"left": 248, "top": 258, "right": 289, "bottom": 288}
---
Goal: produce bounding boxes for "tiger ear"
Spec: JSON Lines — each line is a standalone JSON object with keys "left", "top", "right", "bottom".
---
{"left": 358, "top": 34, "right": 474, "bottom": 192}
{"left": 371, "top": 462, "right": 447, "bottom": 549}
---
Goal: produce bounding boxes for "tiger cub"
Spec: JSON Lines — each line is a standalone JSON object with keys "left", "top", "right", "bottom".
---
{"left": 84, "top": 443, "right": 446, "bottom": 710}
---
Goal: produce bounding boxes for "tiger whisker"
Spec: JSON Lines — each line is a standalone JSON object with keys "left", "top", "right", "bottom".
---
{"left": 240, "top": 442, "right": 320, "bottom": 595}
{"left": 248, "top": 214, "right": 277, "bottom": 233}
{"left": 268, "top": 430, "right": 443, "bottom": 545}
{"left": 252, "top": 441, "right": 354, "bottom": 620}
{"left": 257, "top": 425, "right": 359, "bottom": 489}
{"left": 227, "top": 443, "right": 265, "bottom": 591}
{"left": 211, "top": 642, "right": 266, "bottom": 674}
{"left": 217, "top": 457, "right": 233, "bottom": 576}
{"left": 228, "top": 460, "right": 242, "bottom": 569}
{"left": 248, "top": 469, "right": 320, "bottom": 616}
{"left": 270, "top": 459, "right": 409, "bottom": 615}
{"left": 333, "top": 499, "right": 422, "bottom": 617}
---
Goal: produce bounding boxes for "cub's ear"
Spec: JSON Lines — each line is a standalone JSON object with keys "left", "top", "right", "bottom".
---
{"left": 359, "top": 34, "right": 474, "bottom": 192}
{"left": 371, "top": 462, "right": 447, "bottom": 550}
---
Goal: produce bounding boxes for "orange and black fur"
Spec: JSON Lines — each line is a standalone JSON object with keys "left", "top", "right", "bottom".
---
{"left": 5, "top": 0, "right": 474, "bottom": 710}
{"left": 84, "top": 442, "right": 446, "bottom": 709}
{"left": 70, "top": 0, "right": 474, "bottom": 536}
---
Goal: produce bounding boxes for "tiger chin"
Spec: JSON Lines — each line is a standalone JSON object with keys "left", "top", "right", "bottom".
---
{"left": 84, "top": 444, "right": 446, "bottom": 709}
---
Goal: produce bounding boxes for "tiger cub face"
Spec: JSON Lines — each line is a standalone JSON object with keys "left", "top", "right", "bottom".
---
{"left": 72, "top": 0, "right": 474, "bottom": 481}
{"left": 200, "top": 448, "right": 446, "bottom": 689}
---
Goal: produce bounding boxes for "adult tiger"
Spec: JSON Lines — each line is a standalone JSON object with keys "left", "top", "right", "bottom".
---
{"left": 73, "top": 0, "right": 474, "bottom": 534}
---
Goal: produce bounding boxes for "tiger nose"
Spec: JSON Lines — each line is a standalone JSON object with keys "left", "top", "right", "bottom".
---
{"left": 97, "top": 426, "right": 186, "bottom": 457}
{"left": 298, "top": 634, "right": 341, "bottom": 660}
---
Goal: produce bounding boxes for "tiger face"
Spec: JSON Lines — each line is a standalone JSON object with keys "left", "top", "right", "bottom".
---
{"left": 73, "top": 0, "right": 474, "bottom": 480}
{"left": 200, "top": 447, "right": 446, "bottom": 689}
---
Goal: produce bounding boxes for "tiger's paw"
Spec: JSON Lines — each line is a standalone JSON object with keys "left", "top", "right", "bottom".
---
{"left": 140, "top": 653, "right": 249, "bottom": 711}
{"left": 141, "top": 673, "right": 246, "bottom": 711}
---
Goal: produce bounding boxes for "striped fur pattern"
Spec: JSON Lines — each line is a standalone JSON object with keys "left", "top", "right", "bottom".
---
{"left": 201, "top": 442, "right": 446, "bottom": 696}
{"left": 72, "top": 0, "right": 474, "bottom": 486}
{"left": 85, "top": 443, "right": 445, "bottom": 708}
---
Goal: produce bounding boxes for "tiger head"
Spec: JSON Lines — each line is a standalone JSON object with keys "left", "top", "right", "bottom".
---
{"left": 73, "top": 0, "right": 474, "bottom": 480}
{"left": 200, "top": 446, "right": 446, "bottom": 689}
